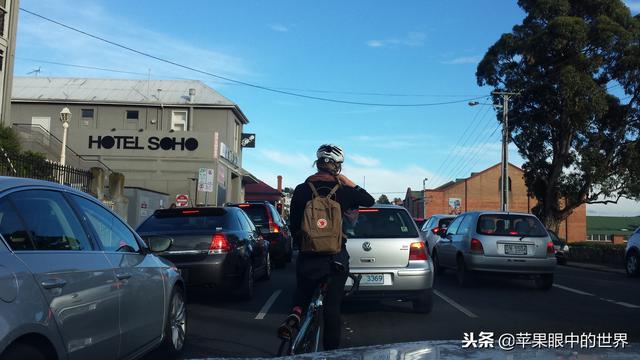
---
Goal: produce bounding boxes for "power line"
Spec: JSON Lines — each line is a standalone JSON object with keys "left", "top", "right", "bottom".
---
{"left": 17, "top": 57, "right": 487, "bottom": 98}
{"left": 456, "top": 122, "right": 503, "bottom": 177}
{"left": 20, "top": 8, "right": 487, "bottom": 107}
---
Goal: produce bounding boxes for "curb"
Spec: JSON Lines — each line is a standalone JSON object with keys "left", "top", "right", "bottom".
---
{"left": 564, "top": 262, "right": 627, "bottom": 275}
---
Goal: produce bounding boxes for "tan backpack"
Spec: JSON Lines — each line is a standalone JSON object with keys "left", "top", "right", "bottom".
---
{"left": 300, "top": 182, "right": 343, "bottom": 254}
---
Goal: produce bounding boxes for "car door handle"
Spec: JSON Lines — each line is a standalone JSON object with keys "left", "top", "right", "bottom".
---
{"left": 41, "top": 278, "right": 67, "bottom": 289}
{"left": 115, "top": 272, "right": 132, "bottom": 280}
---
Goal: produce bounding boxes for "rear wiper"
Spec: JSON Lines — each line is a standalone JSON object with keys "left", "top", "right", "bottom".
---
{"left": 519, "top": 235, "right": 527, "bottom": 241}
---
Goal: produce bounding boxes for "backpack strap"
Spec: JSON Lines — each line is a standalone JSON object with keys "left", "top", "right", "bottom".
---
{"left": 307, "top": 182, "right": 319, "bottom": 197}
{"left": 327, "top": 184, "right": 341, "bottom": 199}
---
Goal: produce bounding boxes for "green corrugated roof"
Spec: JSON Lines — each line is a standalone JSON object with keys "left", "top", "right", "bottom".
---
{"left": 587, "top": 216, "right": 640, "bottom": 235}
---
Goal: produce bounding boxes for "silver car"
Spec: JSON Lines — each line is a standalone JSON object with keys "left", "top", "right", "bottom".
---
{"left": 432, "top": 211, "right": 556, "bottom": 289}
{"left": 345, "top": 204, "right": 434, "bottom": 313}
{"left": 625, "top": 227, "right": 640, "bottom": 277}
{"left": 0, "top": 177, "right": 186, "bottom": 360}
{"left": 419, "top": 214, "right": 455, "bottom": 256}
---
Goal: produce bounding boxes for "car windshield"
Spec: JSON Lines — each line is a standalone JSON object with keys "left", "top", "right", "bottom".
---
{"left": 137, "top": 208, "right": 227, "bottom": 232}
{"left": 477, "top": 214, "right": 548, "bottom": 237}
{"left": 350, "top": 208, "right": 419, "bottom": 238}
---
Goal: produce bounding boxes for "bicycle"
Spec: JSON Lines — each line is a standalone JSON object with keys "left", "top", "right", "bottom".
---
{"left": 277, "top": 265, "right": 361, "bottom": 356}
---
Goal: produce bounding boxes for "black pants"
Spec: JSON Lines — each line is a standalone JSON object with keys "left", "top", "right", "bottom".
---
{"left": 293, "top": 269, "right": 348, "bottom": 350}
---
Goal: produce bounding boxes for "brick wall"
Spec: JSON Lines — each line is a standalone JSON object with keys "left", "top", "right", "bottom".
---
{"left": 424, "top": 163, "right": 586, "bottom": 243}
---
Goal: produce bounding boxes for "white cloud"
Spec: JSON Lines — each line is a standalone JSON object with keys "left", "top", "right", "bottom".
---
{"left": 15, "top": 1, "right": 251, "bottom": 81}
{"left": 259, "top": 149, "right": 313, "bottom": 168}
{"left": 442, "top": 55, "right": 483, "bottom": 65}
{"left": 366, "top": 32, "right": 426, "bottom": 48}
{"left": 269, "top": 24, "right": 289, "bottom": 32}
{"left": 625, "top": 1, "right": 640, "bottom": 13}
{"left": 350, "top": 154, "right": 380, "bottom": 167}
{"left": 587, "top": 197, "right": 640, "bottom": 217}
{"left": 349, "top": 133, "right": 433, "bottom": 149}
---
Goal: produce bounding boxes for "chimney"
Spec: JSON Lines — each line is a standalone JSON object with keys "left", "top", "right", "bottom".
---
{"left": 188, "top": 88, "right": 196, "bottom": 103}
{"left": 277, "top": 175, "right": 283, "bottom": 193}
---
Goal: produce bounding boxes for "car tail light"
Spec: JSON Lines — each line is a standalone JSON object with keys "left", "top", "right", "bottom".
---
{"left": 182, "top": 210, "right": 199, "bottom": 215}
{"left": 358, "top": 208, "right": 379, "bottom": 213}
{"left": 547, "top": 241, "right": 554, "bottom": 256}
{"left": 409, "top": 242, "right": 428, "bottom": 261}
{"left": 431, "top": 227, "right": 440, "bottom": 235}
{"left": 239, "top": 204, "right": 251, "bottom": 208}
{"left": 470, "top": 238, "right": 484, "bottom": 255}
{"left": 210, "top": 233, "right": 231, "bottom": 253}
{"left": 266, "top": 209, "right": 280, "bottom": 233}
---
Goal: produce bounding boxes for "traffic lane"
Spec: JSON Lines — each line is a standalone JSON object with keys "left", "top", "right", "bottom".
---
{"left": 430, "top": 268, "right": 640, "bottom": 341}
{"left": 341, "top": 291, "right": 478, "bottom": 348}
{"left": 555, "top": 265, "right": 640, "bottom": 306}
{"left": 141, "top": 262, "right": 298, "bottom": 359}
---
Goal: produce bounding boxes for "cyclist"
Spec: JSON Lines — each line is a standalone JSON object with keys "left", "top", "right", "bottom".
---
{"left": 279, "top": 144, "right": 374, "bottom": 350}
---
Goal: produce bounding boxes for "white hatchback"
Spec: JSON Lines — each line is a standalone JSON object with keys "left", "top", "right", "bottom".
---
{"left": 345, "top": 204, "right": 434, "bottom": 313}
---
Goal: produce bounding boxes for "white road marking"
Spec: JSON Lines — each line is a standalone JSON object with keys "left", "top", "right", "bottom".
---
{"left": 553, "top": 284, "right": 594, "bottom": 296}
{"left": 434, "top": 290, "right": 478, "bottom": 318}
{"left": 255, "top": 289, "right": 282, "bottom": 320}
{"left": 555, "top": 284, "right": 640, "bottom": 309}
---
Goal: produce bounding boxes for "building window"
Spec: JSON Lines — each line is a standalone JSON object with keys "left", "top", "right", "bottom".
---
{"left": 171, "top": 110, "right": 188, "bottom": 131}
{"left": 81, "top": 109, "right": 94, "bottom": 119}
{"left": 234, "top": 121, "right": 240, "bottom": 153}
{"left": 0, "top": 50, "right": 4, "bottom": 72}
{"left": 0, "top": 6, "right": 5, "bottom": 38}
{"left": 498, "top": 176, "right": 512, "bottom": 192}
{"left": 126, "top": 110, "right": 139, "bottom": 121}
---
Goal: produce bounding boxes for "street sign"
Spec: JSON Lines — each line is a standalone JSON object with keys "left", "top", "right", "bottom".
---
{"left": 176, "top": 194, "right": 189, "bottom": 207}
{"left": 241, "top": 133, "right": 256, "bottom": 148}
{"left": 198, "top": 167, "right": 214, "bottom": 193}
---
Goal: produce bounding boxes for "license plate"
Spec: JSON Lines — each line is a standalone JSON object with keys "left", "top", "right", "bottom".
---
{"left": 504, "top": 244, "right": 527, "bottom": 255}
{"left": 360, "top": 273, "right": 385, "bottom": 285}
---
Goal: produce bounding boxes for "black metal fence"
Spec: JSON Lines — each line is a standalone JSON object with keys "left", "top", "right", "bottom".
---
{"left": 0, "top": 152, "right": 92, "bottom": 192}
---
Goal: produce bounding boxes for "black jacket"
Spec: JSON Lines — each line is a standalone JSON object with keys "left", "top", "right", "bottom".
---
{"left": 290, "top": 178, "right": 375, "bottom": 279}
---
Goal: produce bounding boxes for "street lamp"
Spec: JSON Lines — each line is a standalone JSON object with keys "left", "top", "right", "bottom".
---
{"left": 59, "top": 107, "right": 71, "bottom": 167}
{"left": 422, "top": 177, "right": 428, "bottom": 218}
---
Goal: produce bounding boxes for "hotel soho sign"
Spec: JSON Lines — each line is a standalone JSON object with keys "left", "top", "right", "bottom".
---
{"left": 69, "top": 130, "right": 216, "bottom": 159}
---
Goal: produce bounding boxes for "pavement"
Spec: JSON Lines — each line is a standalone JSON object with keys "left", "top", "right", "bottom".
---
{"left": 564, "top": 261, "right": 627, "bottom": 275}
{"left": 142, "top": 259, "right": 640, "bottom": 359}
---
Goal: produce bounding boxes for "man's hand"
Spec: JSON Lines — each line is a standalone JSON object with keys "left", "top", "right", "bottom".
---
{"left": 338, "top": 174, "right": 357, "bottom": 188}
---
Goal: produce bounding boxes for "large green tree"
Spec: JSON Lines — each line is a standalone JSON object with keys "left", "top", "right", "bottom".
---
{"left": 377, "top": 194, "right": 391, "bottom": 204}
{"left": 477, "top": 0, "right": 640, "bottom": 228}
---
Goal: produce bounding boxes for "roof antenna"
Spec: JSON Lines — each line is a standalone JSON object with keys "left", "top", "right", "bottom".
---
{"left": 27, "top": 67, "right": 41, "bottom": 77}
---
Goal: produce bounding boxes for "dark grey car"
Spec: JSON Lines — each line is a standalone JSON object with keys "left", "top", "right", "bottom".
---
{"left": 0, "top": 177, "right": 186, "bottom": 360}
{"left": 419, "top": 214, "right": 455, "bottom": 256}
{"left": 137, "top": 206, "right": 271, "bottom": 300}
{"left": 432, "top": 211, "right": 556, "bottom": 289}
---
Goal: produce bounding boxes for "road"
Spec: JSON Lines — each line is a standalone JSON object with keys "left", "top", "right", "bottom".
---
{"left": 143, "top": 260, "right": 640, "bottom": 359}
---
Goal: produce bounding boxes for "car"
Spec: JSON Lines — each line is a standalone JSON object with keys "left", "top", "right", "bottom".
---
{"left": 432, "top": 211, "right": 556, "bottom": 290}
{"left": 414, "top": 218, "right": 427, "bottom": 230}
{"left": 419, "top": 214, "right": 455, "bottom": 256}
{"left": 625, "top": 227, "right": 640, "bottom": 277}
{"left": 137, "top": 206, "right": 270, "bottom": 300}
{"left": 0, "top": 177, "right": 186, "bottom": 360}
{"left": 227, "top": 201, "right": 293, "bottom": 268}
{"left": 547, "top": 229, "right": 569, "bottom": 265}
{"left": 344, "top": 204, "right": 434, "bottom": 313}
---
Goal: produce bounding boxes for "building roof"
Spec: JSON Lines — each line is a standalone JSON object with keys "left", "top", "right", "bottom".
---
{"left": 12, "top": 77, "right": 249, "bottom": 123}
{"left": 587, "top": 216, "right": 640, "bottom": 235}
{"left": 431, "top": 162, "right": 523, "bottom": 191}
{"left": 244, "top": 180, "right": 283, "bottom": 202}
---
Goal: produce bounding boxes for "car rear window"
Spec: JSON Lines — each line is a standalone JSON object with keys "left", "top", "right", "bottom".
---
{"left": 438, "top": 218, "right": 453, "bottom": 228}
{"left": 477, "top": 214, "right": 547, "bottom": 237}
{"left": 237, "top": 205, "right": 269, "bottom": 226}
{"left": 137, "top": 208, "right": 229, "bottom": 232}
{"left": 350, "top": 208, "right": 419, "bottom": 238}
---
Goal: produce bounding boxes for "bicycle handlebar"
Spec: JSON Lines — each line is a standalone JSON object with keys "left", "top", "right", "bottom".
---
{"left": 345, "top": 273, "right": 361, "bottom": 297}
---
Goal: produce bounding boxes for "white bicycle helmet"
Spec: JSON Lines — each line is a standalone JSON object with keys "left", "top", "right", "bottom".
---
{"left": 316, "top": 144, "right": 344, "bottom": 163}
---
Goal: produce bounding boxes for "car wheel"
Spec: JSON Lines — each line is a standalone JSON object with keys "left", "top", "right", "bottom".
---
{"left": 534, "top": 273, "right": 554, "bottom": 290}
{"left": 161, "top": 286, "right": 187, "bottom": 355}
{"left": 1, "top": 342, "right": 48, "bottom": 360}
{"left": 260, "top": 252, "right": 272, "bottom": 281}
{"left": 456, "top": 256, "right": 474, "bottom": 287}
{"left": 432, "top": 251, "right": 445, "bottom": 276}
{"left": 236, "top": 263, "right": 254, "bottom": 300}
{"left": 626, "top": 251, "right": 640, "bottom": 278}
{"left": 412, "top": 289, "right": 434, "bottom": 314}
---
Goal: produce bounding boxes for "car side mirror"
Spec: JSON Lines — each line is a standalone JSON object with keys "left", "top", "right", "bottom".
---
{"left": 146, "top": 236, "right": 173, "bottom": 252}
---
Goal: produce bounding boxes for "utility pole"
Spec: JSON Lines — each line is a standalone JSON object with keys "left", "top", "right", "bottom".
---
{"left": 422, "top": 177, "right": 428, "bottom": 218}
{"left": 493, "top": 91, "right": 517, "bottom": 212}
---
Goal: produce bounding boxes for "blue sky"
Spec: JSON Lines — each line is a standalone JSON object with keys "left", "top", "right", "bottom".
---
{"left": 13, "top": 0, "right": 640, "bottom": 216}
